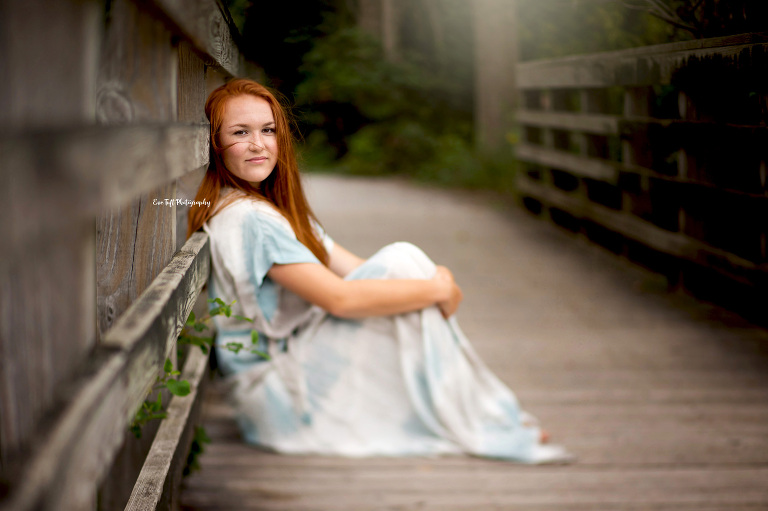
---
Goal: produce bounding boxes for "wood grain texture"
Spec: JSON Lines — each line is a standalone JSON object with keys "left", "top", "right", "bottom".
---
{"left": 518, "top": 34, "right": 768, "bottom": 89}
{"left": 0, "top": 224, "right": 95, "bottom": 469}
{"left": 147, "top": 0, "right": 240, "bottom": 76}
{"left": 0, "top": 233, "right": 209, "bottom": 511}
{"left": 94, "top": 4, "right": 180, "bottom": 505}
{"left": 516, "top": 142, "right": 619, "bottom": 182}
{"left": 0, "top": 123, "right": 208, "bottom": 257}
{"left": 516, "top": 109, "right": 620, "bottom": 135}
{"left": 176, "top": 40, "right": 209, "bottom": 250}
{"left": 0, "top": 0, "right": 100, "bottom": 128}
{"left": 0, "top": 0, "right": 99, "bottom": 474}
{"left": 516, "top": 175, "right": 767, "bottom": 283}
{"left": 125, "top": 345, "right": 210, "bottom": 511}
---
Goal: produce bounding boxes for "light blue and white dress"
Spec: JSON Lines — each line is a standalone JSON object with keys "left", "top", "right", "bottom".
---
{"left": 203, "top": 191, "right": 571, "bottom": 463}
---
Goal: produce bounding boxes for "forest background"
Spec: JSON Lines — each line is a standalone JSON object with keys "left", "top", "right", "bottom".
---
{"left": 221, "top": 0, "right": 765, "bottom": 194}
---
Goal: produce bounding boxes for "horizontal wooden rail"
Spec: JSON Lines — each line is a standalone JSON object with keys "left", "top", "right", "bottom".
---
{"left": 147, "top": 0, "right": 240, "bottom": 76}
{"left": 0, "top": 232, "right": 210, "bottom": 511}
{"left": 0, "top": 123, "right": 208, "bottom": 256}
{"left": 124, "top": 345, "right": 210, "bottom": 511}
{"left": 518, "top": 32, "right": 768, "bottom": 89}
{"left": 518, "top": 175, "right": 767, "bottom": 285}
{"left": 516, "top": 109, "right": 621, "bottom": 135}
{"left": 516, "top": 142, "right": 619, "bottom": 182}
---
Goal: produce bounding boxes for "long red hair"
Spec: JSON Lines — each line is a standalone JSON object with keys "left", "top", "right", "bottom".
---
{"left": 187, "top": 78, "right": 328, "bottom": 264}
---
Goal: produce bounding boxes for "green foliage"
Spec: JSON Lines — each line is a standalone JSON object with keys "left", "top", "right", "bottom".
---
{"left": 624, "top": 0, "right": 768, "bottom": 39}
{"left": 183, "top": 426, "right": 212, "bottom": 476}
{"left": 129, "top": 298, "right": 266, "bottom": 441}
{"left": 517, "top": 0, "right": 682, "bottom": 61}
{"left": 221, "top": 0, "right": 251, "bottom": 35}
{"left": 297, "top": 27, "right": 516, "bottom": 191}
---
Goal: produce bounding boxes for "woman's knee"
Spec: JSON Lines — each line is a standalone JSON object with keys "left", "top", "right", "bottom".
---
{"left": 374, "top": 242, "right": 436, "bottom": 279}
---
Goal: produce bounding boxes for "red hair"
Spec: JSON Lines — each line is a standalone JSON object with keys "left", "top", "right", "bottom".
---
{"left": 187, "top": 78, "right": 328, "bottom": 264}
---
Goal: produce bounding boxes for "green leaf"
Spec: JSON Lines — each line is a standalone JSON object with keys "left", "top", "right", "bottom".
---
{"left": 186, "top": 311, "right": 196, "bottom": 325}
{"left": 164, "top": 358, "right": 173, "bottom": 374}
{"left": 223, "top": 342, "right": 244, "bottom": 354}
{"left": 167, "top": 379, "right": 191, "bottom": 397}
{"left": 193, "top": 323, "right": 206, "bottom": 332}
{"left": 233, "top": 315, "right": 253, "bottom": 323}
{"left": 249, "top": 349, "right": 271, "bottom": 359}
{"left": 250, "top": 330, "right": 259, "bottom": 344}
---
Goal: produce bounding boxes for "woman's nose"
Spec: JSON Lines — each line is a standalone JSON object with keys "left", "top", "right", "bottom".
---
{"left": 248, "top": 135, "right": 264, "bottom": 150}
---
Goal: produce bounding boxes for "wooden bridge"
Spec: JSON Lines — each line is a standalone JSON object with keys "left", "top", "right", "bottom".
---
{"left": 179, "top": 174, "right": 768, "bottom": 511}
{"left": 1, "top": 0, "right": 766, "bottom": 509}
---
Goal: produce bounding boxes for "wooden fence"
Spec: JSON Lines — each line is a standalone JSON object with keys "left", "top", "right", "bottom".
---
{"left": 515, "top": 33, "right": 768, "bottom": 310}
{"left": 0, "top": 0, "right": 244, "bottom": 509}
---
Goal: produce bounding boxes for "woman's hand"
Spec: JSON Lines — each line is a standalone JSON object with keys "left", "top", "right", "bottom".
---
{"left": 433, "top": 265, "right": 463, "bottom": 319}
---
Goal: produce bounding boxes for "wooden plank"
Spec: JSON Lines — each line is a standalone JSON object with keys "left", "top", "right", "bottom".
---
{"left": 0, "top": 123, "right": 208, "bottom": 257}
{"left": 0, "top": 224, "right": 95, "bottom": 469}
{"left": 516, "top": 109, "right": 620, "bottom": 135}
{"left": 97, "top": 185, "right": 178, "bottom": 338}
{"left": 101, "top": 232, "right": 209, "bottom": 351}
{"left": 517, "top": 34, "right": 768, "bottom": 89}
{"left": 180, "top": 444, "right": 768, "bottom": 509}
{"left": 145, "top": 0, "right": 240, "bottom": 76}
{"left": 176, "top": 40, "right": 208, "bottom": 250}
{"left": 516, "top": 142, "right": 618, "bottom": 182}
{"left": 95, "top": 2, "right": 182, "bottom": 505}
{"left": 125, "top": 345, "right": 210, "bottom": 511}
{"left": 0, "top": 233, "right": 209, "bottom": 511}
{"left": 0, "top": 0, "right": 100, "bottom": 474}
{"left": 0, "top": 0, "right": 100, "bottom": 128}
{"left": 516, "top": 176, "right": 767, "bottom": 282}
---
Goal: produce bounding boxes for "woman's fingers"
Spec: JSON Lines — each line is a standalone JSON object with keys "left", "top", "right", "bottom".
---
{"left": 438, "top": 283, "right": 463, "bottom": 318}
{"left": 433, "top": 265, "right": 462, "bottom": 318}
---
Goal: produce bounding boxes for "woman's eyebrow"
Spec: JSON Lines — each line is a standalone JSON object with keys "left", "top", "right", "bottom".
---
{"left": 226, "top": 121, "right": 275, "bottom": 129}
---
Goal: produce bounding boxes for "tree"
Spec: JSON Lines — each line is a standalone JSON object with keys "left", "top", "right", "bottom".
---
{"left": 623, "top": 0, "right": 768, "bottom": 38}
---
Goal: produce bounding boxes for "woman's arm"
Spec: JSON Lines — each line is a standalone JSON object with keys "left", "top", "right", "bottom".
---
{"left": 267, "top": 261, "right": 462, "bottom": 319}
{"left": 327, "top": 242, "right": 366, "bottom": 278}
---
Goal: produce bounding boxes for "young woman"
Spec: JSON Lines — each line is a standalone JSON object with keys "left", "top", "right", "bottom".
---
{"left": 188, "top": 78, "right": 571, "bottom": 463}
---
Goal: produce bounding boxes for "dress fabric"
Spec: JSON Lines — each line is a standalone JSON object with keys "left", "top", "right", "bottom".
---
{"left": 203, "top": 194, "right": 570, "bottom": 463}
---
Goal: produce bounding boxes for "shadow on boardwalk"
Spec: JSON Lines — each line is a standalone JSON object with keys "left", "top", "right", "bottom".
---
{"left": 181, "top": 174, "right": 768, "bottom": 511}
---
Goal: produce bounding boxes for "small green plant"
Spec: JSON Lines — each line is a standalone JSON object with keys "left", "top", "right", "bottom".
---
{"left": 129, "top": 297, "right": 267, "bottom": 438}
{"left": 183, "top": 426, "right": 212, "bottom": 476}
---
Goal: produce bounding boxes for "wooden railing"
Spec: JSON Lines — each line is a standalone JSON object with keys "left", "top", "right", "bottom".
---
{"left": 0, "top": 0, "right": 244, "bottom": 509}
{"left": 515, "top": 33, "right": 768, "bottom": 300}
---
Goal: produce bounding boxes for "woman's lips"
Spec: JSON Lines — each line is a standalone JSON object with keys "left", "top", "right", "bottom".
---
{"left": 247, "top": 156, "right": 267, "bottom": 163}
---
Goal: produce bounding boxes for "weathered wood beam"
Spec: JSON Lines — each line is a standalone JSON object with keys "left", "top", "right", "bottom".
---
{"left": 0, "top": 123, "right": 208, "bottom": 259}
{"left": 144, "top": 0, "right": 240, "bottom": 76}
{"left": 124, "top": 344, "right": 209, "bottom": 511}
{"left": 516, "top": 109, "right": 620, "bottom": 135}
{"left": 0, "top": 233, "right": 209, "bottom": 511}
{"left": 516, "top": 142, "right": 619, "bottom": 182}
{"left": 518, "top": 33, "right": 768, "bottom": 89}
{"left": 517, "top": 176, "right": 767, "bottom": 284}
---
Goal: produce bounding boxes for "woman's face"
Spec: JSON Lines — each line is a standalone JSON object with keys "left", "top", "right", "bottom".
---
{"left": 218, "top": 95, "right": 278, "bottom": 186}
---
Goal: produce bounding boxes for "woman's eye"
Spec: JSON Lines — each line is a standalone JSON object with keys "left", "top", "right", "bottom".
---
{"left": 263, "top": 128, "right": 276, "bottom": 134}
{"left": 233, "top": 130, "right": 248, "bottom": 136}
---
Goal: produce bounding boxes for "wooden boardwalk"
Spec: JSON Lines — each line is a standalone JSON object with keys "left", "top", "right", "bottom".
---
{"left": 180, "top": 174, "right": 768, "bottom": 511}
